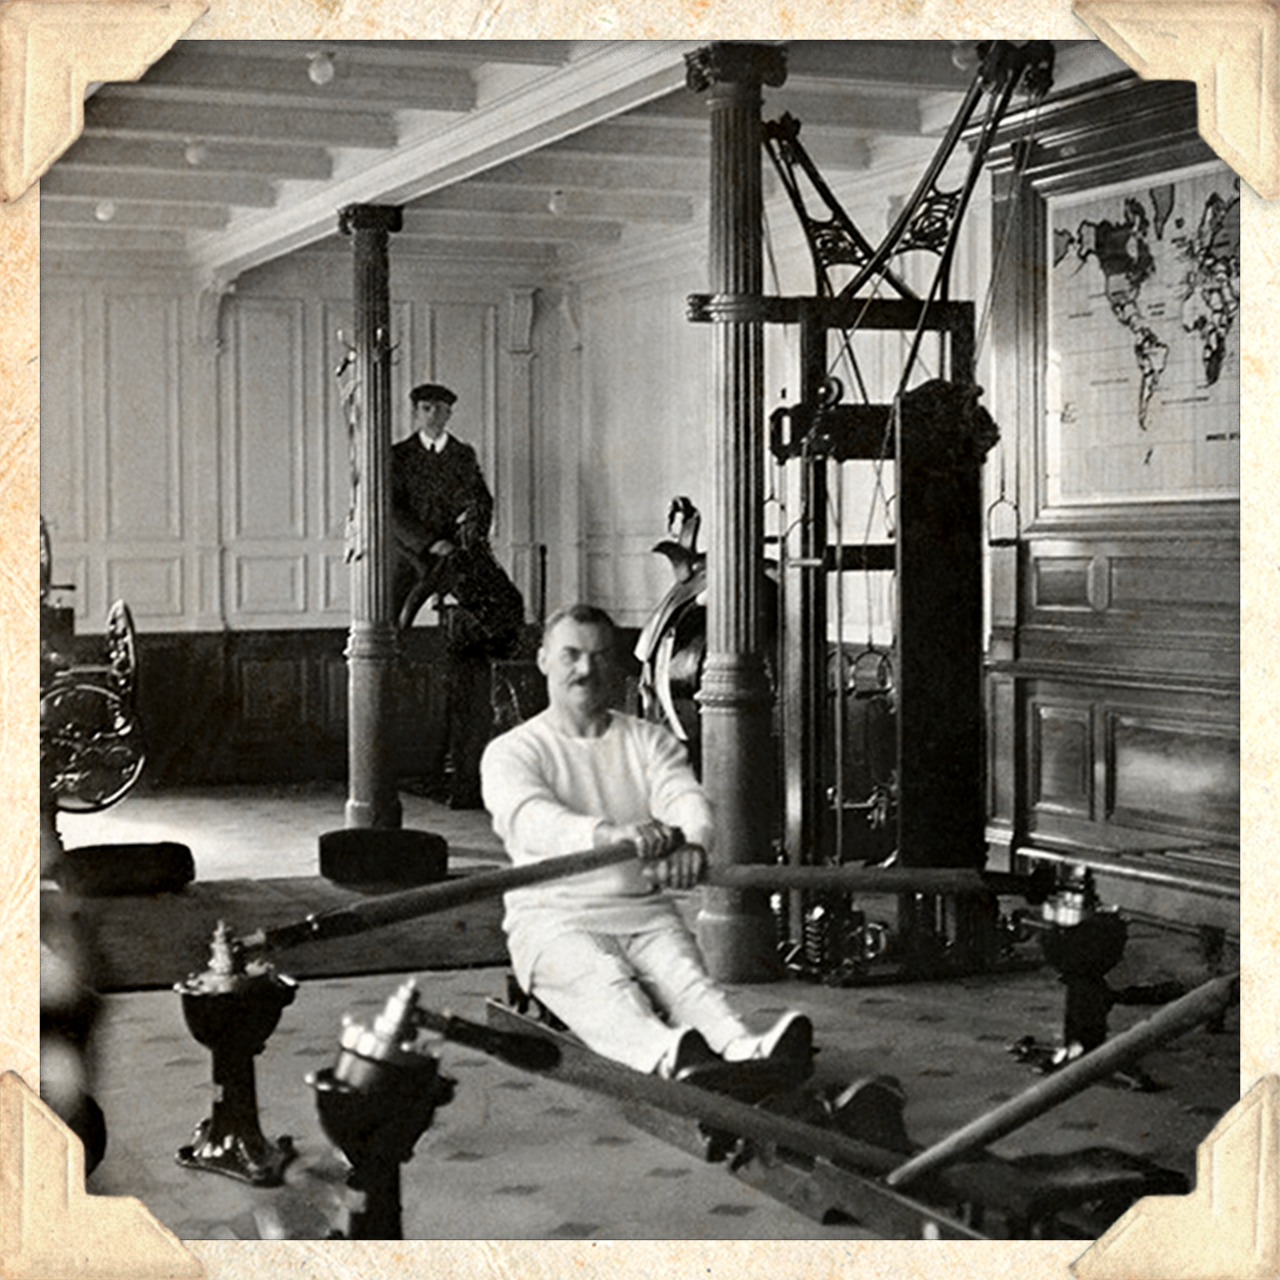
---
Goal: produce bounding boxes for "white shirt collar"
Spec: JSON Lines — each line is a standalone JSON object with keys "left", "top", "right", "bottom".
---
{"left": 419, "top": 429, "right": 452, "bottom": 453}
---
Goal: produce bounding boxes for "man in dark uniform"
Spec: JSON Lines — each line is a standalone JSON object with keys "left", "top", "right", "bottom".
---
{"left": 391, "top": 381, "right": 525, "bottom": 806}
{"left": 393, "top": 383, "right": 489, "bottom": 625}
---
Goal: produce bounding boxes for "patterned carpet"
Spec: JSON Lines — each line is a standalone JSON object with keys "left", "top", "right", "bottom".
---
{"left": 78, "top": 920, "right": 1240, "bottom": 1240}
{"left": 44, "top": 868, "right": 509, "bottom": 992}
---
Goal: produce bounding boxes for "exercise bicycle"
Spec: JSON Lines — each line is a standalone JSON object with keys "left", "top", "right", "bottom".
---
{"left": 40, "top": 519, "right": 146, "bottom": 814}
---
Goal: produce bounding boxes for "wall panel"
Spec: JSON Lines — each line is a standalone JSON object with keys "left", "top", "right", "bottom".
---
{"left": 40, "top": 282, "right": 214, "bottom": 628}
{"left": 103, "top": 295, "right": 182, "bottom": 542}
{"left": 233, "top": 553, "right": 308, "bottom": 615}
{"left": 429, "top": 300, "right": 499, "bottom": 481}
{"left": 1109, "top": 556, "right": 1238, "bottom": 612}
{"left": 321, "top": 552, "right": 351, "bottom": 615}
{"left": 239, "top": 655, "right": 309, "bottom": 731}
{"left": 39, "top": 294, "right": 88, "bottom": 543}
{"left": 228, "top": 300, "right": 306, "bottom": 542}
{"left": 105, "top": 556, "right": 184, "bottom": 618}
{"left": 1031, "top": 700, "right": 1093, "bottom": 817}
{"left": 575, "top": 264, "right": 714, "bottom": 624}
{"left": 1108, "top": 712, "right": 1239, "bottom": 835}
{"left": 985, "top": 78, "right": 1239, "bottom": 930}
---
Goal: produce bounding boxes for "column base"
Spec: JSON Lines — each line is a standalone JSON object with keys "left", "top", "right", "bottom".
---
{"left": 322, "top": 826, "right": 447, "bottom": 888}
{"left": 344, "top": 796, "right": 404, "bottom": 831}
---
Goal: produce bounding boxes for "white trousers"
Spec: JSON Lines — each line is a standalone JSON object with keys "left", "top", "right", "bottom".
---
{"left": 527, "top": 923, "right": 753, "bottom": 1074}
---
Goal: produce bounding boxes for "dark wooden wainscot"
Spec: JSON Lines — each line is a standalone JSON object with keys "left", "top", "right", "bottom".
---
{"left": 983, "top": 76, "right": 1239, "bottom": 935}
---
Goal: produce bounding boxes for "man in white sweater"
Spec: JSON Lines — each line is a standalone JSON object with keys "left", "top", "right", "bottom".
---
{"left": 480, "top": 602, "right": 811, "bottom": 1080}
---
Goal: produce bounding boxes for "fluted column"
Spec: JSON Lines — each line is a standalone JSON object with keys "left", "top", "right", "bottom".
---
{"left": 340, "top": 203, "right": 403, "bottom": 830}
{"left": 687, "top": 43, "right": 787, "bottom": 982}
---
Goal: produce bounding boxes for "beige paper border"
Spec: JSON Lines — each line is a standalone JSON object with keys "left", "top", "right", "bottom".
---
{"left": 0, "top": 0, "right": 208, "bottom": 202}
{"left": 2, "top": 5, "right": 1276, "bottom": 1278}
{"left": 1075, "top": 0, "right": 1280, "bottom": 199}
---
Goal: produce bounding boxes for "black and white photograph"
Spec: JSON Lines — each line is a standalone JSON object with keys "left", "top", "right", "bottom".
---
{"left": 34, "top": 36, "right": 1242, "bottom": 1248}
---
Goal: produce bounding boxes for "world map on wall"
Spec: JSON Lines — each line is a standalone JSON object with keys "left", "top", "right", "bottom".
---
{"left": 1048, "top": 164, "right": 1240, "bottom": 503}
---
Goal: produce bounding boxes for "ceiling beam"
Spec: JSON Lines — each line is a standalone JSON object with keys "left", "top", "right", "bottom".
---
{"left": 122, "top": 49, "right": 477, "bottom": 114}
{"left": 197, "top": 39, "right": 575, "bottom": 67}
{"left": 780, "top": 127, "right": 874, "bottom": 172}
{"left": 638, "top": 87, "right": 923, "bottom": 134}
{"left": 58, "top": 135, "right": 333, "bottom": 180}
{"left": 39, "top": 197, "right": 230, "bottom": 229}
{"left": 769, "top": 88, "right": 922, "bottom": 134}
{"left": 300, "top": 235, "right": 562, "bottom": 267}
{"left": 83, "top": 95, "right": 398, "bottom": 149}
{"left": 398, "top": 209, "right": 622, "bottom": 243}
{"left": 783, "top": 40, "right": 974, "bottom": 91}
{"left": 41, "top": 227, "right": 190, "bottom": 253}
{"left": 472, "top": 150, "right": 706, "bottom": 194}
{"left": 42, "top": 249, "right": 192, "bottom": 276}
{"left": 549, "top": 117, "right": 708, "bottom": 159}
{"left": 40, "top": 167, "right": 277, "bottom": 207}
{"left": 409, "top": 181, "right": 694, "bottom": 224}
{"left": 183, "top": 40, "right": 705, "bottom": 282}
{"left": 554, "top": 114, "right": 874, "bottom": 173}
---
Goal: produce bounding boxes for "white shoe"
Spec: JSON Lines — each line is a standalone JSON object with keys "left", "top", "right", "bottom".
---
{"left": 722, "top": 1012, "right": 813, "bottom": 1065}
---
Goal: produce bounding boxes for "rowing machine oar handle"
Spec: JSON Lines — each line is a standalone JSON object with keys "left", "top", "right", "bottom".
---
{"left": 412, "top": 1006, "right": 562, "bottom": 1073}
{"left": 884, "top": 968, "right": 1240, "bottom": 1190}
{"left": 236, "top": 838, "right": 645, "bottom": 954}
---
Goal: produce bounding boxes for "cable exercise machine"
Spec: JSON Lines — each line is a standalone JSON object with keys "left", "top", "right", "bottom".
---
{"left": 680, "top": 40, "right": 1057, "bottom": 982}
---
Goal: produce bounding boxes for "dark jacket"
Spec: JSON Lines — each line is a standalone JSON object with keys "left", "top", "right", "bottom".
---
{"left": 390, "top": 432, "right": 494, "bottom": 554}
{"left": 389, "top": 432, "right": 523, "bottom": 647}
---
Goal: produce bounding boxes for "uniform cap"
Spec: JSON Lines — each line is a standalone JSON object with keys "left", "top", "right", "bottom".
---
{"left": 409, "top": 383, "right": 457, "bottom": 406}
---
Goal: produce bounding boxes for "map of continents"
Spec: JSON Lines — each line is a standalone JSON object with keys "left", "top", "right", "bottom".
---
{"left": 1049, "top": 165, "right": 1240, "bottom": 502}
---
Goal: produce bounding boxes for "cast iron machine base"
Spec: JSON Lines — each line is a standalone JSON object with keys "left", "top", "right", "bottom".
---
{"left": 1010, "top": 867, "right": 1185, "bottom": 1082}
{"left": 175, "top": 922, "right": 299, "bottom": 1185}
{"left": 480, "top": 983, "right": 1212, "bottom": 1240}
{"left": 308, "top": 979, "right": 455, "bottom": 1239}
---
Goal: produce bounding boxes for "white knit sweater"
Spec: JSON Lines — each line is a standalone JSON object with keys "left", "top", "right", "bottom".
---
{"left": 480, "top": 709, "right": 714, "bottom": 985}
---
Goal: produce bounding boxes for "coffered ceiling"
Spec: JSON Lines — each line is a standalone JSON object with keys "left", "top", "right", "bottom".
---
{"left": 39, "top": 39, "right": 1109, "bottom": 284}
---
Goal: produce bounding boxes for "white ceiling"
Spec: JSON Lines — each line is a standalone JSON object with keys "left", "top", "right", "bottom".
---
{"left": 41, "top": 39, "right": 1111, "bottom": 285}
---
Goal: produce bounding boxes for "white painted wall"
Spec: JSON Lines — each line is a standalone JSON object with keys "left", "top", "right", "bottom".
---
{"left": 40, "top": 150, "right": 994, "bottom": 639}
{"left": 41, "top": 252, "right": 545, "bottom": 633}
{"left": 41, "top": 282, "right": 222, "bottom": 631}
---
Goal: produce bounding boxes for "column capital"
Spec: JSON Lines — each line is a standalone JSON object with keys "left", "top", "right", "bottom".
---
{"left": 338, "top": 203, "right": 404, "bottom": 237}
{"left": 194, "top": 272, "right": 238, "bottom": 351}
{"left": 685, "top": 42, "right": 787, "bottom": 95}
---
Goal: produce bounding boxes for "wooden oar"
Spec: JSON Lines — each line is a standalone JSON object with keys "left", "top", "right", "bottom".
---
{"left": 237, "top": 839, "right": 642, "bottom": 954}
{"left": 884, "top": 969, "right": 1240, "bottom": 1189}
{"left": 711, "top": 862, "right": 1044, "bottom": 898}
{"left": 237, "top": 844, "right": 1045, "bottom": 956}
{"left": 412, "top": 1005, "right": 563, "bottom": 1072}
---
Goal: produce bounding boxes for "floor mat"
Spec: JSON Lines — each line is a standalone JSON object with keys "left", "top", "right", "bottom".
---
{"left": 44, "top": 866, "right": 510, "bottom": 992}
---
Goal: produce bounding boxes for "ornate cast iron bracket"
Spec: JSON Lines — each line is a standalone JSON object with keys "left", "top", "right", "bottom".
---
{"left": 763, "top": 40, "right": 1055, "bottom": 303}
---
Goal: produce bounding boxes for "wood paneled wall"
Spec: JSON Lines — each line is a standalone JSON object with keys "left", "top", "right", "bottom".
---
{"left": 984, "top": 77, "right": 1239, "bottom": 928}
{"left": 41, "top": 254, "right": 523, "bottom": 633}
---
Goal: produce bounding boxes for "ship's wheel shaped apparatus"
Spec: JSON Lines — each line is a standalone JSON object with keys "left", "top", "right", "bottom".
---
{"left": 40, "top": 519, "right": 147, "bottom": 816}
